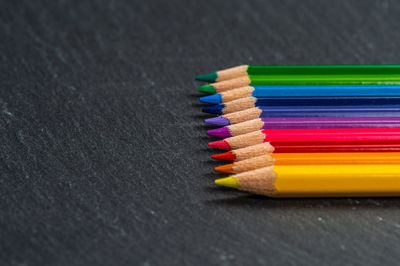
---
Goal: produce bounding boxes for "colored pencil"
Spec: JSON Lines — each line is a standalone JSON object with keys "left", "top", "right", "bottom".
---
{"left": 199, "top": 75, "right": 400, "bottom": 93}
{"left": 211, "top": 143, "right": 275, "bottom": 161}
{"left": 203, "top": 97, "right": 400, "bottom": 115}
{"left": 206, "top": 117, "right": 400, "bottom": 138}
{"left": 204, "top": 106, "right": 400, "bottom": 126}
{"left": 208, "top": 128, "right": 400, "bottom": 150}
{"left": 214, "top": 152, "right": 400, "bottom": 174}
{"left": 212, "top": 141, "right": 400, "bottom": 161}
{"left": 195, "top": 65, "right": 400, "bottom": 83}
{"left": 200, "top": 85, "right": 400, "bottom": 104}
{"left": 214, "top": 165, "right": 400, "bottom": 197}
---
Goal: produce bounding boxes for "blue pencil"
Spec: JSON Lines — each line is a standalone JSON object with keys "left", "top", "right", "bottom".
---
{"left": 204, "top": 105, "right": 400, "bottom": 126}
{"left": 202, "top": 96, "right": 400, "bottom": 115}
{"left": 200, "top": 85, "right": 400, "bottom": 104}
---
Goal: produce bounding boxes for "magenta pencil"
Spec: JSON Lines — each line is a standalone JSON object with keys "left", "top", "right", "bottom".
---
{"left": 207, "top": 117, "right": 400, "bottom": 138}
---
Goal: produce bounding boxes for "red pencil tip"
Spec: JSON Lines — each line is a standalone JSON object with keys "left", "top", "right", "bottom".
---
{"left": 208, "top": 140, "right": 231, "bottom": 150}
{"left": 211, "top": 151, "right": 236, "bottom": 161}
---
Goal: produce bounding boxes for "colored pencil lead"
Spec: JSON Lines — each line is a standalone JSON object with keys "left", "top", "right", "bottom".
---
{"left": 208, "top": 139, "right": 231, "bottom": 150}
{"left": 214, "top": 164, "right": 234, "bottom": 174}
{"left": 211, "top": 151, "right": 236, "bottom": 161}
{"left": 200, "top": 94, "right": 222, "bottom": 104}
{"left": 195, "top": 72, "right": 218, "bottom": 82}
{"left": 207, "top": 127, "right": 230, "bottom": 138}
{"left": 204, "top": 116, "right": 231, "bottom": 126}
{"left": 198, "top": 84, "right": 217, "bottom": 94}
{"left": 214, "top": 177, "right": 239, "bottom": 189}
{"left": 202, "top": 105, "right": 224, "bottom": 115}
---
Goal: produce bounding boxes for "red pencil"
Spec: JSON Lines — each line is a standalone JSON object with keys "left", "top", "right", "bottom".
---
{"left": 208, "top": 128, "right": 400, "bottom": 150}
{"left": 212, "top": 141, "right": 400, "bottom": 161}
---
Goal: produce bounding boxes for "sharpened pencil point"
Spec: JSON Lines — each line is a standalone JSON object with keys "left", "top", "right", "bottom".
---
{"left": 198, "top": 84, "right": 217, "bottom": 94}
{"left": 215, "top": 177, "right": 239, "bottom": 189}
{"left": 208, "top": 140, "right": 231, "bottom": 150}
{"left": 211, "top": 151, "right": 236, "bottom": 161}
{"left": 195, "top": 72, "right": 218, "bottom": 82}
{"left": 214, "top": 164, "right": 233, "bottom": 174}
{"left": 207, "top": 127, "right": 231, "bottom": 138}
{"left": 204, "top": 117, "right": 230, "bottom": 126}
{"left": 202, "top": 104, "right": 224, "bottom": 115}
{"left": 200, "top": 94, "right": 222, "bottom": 104}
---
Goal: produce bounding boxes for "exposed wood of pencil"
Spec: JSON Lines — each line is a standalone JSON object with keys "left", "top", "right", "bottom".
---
{"left": 204, "top": 76, "right": 251, "bottom": 93}
{"left": 221, "top": 97, "right": 257, "bottom": 114}
{"left": 223, "top": 107, "right": 262, "bottom": 125}
{"left": 211, "top": 143, "right": 274, "bottom": 161}
{"left": 215, "top": 152, "right": 400, "bottom": 174}
{"left": 215, "top": 165, "right": 400, "bottom": 197}
{"left": 207, "top": 117, "right": 400, "bottom": 138}
{"left": 209, "top": 128, "right": 400, "bottom": 150}
{"left": 220, "top": 86, "right": 254, "bottom": 102}
{"left": 227, "top": 118, "right": 265, "bottom": 136}
{"left": 203, "top": 74, "right": 400, "bottom": 92}
{"left": 215, "top": 65, "right": 249, "bottom": 82}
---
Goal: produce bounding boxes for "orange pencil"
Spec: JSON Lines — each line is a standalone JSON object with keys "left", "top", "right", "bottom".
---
{"left": 215, "top": 152, "right": 400, "bottom": 174}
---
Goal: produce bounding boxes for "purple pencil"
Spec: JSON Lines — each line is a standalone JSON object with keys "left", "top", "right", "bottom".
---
{"left": 207, "top": 117, "right": 400, "bottom": 138}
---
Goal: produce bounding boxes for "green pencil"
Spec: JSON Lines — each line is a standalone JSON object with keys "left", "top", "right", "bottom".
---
{"left": 198, "top": 74, "right": 400, "bottom": 94}
{"left": 195, "top": 64, "right": 400, "bottom": 83}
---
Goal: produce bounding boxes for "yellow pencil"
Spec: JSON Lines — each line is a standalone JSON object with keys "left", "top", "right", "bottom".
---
{"left": 215, "top": 164, "right": 400, "bottom": 197}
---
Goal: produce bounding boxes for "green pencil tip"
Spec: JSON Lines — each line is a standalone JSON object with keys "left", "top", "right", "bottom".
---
{"left": 195, "top": 72, "right": 218, "bottom": 82}
{"left": 215, "top": 177, "right": 239, "bottom": 189}
{"left": 198, "top": 84, "right": 217, "bottom": 94}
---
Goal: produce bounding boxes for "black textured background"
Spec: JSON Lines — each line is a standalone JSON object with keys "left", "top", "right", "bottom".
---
{"left": 2, "top": 0, "right": 400, "bottom": 265}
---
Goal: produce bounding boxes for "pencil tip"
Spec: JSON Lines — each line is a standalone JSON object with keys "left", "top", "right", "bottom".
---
{"left": 214, "top": 164, "right": 233, "bottom": 174}
{"left": 204, "top": 117, "right": 230, "bottom": 126}
{"left": 211, "top": 151, "right": 236, "bottom": 161}
{"left": 198, "top": 84, "right": 217, "bottom": 94}
{"left": 207, "top": 127, "right": 231, "bottom": 138}
{"left": 208, "top": 140, "right": 231, "bottom": 150}
{"left": 215, "top": 177, "right": 239, "bottom": 189}
{"left": 202, "top": 105, "right": 224, "bottom": 115}
{"left": 195, "top": 72, "right": 218, "bottom": 82}
{"left": 199, "top": 94, "right": 222, "bottom": 104}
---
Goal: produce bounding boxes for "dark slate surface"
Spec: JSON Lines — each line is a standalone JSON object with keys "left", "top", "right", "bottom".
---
{"left": 1, "top": 0, "right": 400, "bottom": 265}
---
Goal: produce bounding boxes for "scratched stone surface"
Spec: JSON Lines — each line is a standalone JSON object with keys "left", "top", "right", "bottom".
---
{"left": 1, "top": 0, "right": 400, "bottom": 265}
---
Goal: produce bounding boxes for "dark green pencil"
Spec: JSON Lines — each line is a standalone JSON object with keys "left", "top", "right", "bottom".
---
{"left": 198, "top": 74, "right": 400, "bottom": 94}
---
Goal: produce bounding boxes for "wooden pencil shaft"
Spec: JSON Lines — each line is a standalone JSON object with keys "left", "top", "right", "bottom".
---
{"left": 211, "top": 85, "right": 400, "bottom": 103}
{"left": 227, "top": 152, "right": 400, "bottom": 173}
{"left": 248, "top": 65, "right": 400, "bottom": 75}
{"left": 223, "top": 128, "right": 400, "bottom": 150}
{"left": 221, "top": 106, "right": 400, "bottom": 126}
{"left": 226, "top": 117, "right": 400, "bottom": 137}
{"left": 215, "top": 96, "right": 400, "bottom": 115}
{"left": 211, "top": 65, "right": 400, "bottom": 82}
{"left": 209, "top": 75, "right": 400, "bottom": 92}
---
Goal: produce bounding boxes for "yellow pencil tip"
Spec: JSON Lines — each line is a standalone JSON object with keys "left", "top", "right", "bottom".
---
{"left": 215, "top": 177, "right": 239, "bottom": 189}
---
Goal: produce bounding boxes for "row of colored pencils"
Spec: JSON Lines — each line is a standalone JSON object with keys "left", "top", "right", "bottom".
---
{"left": 196, "top": 64, "right": 400, "bottom": 198}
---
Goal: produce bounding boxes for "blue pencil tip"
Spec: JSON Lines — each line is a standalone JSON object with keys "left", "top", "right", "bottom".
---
{"left": 202, "top": 105, "right": 224, "bottom": 115}
{"left": 200, "top": 94, "right": 222, "bottom": 104}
